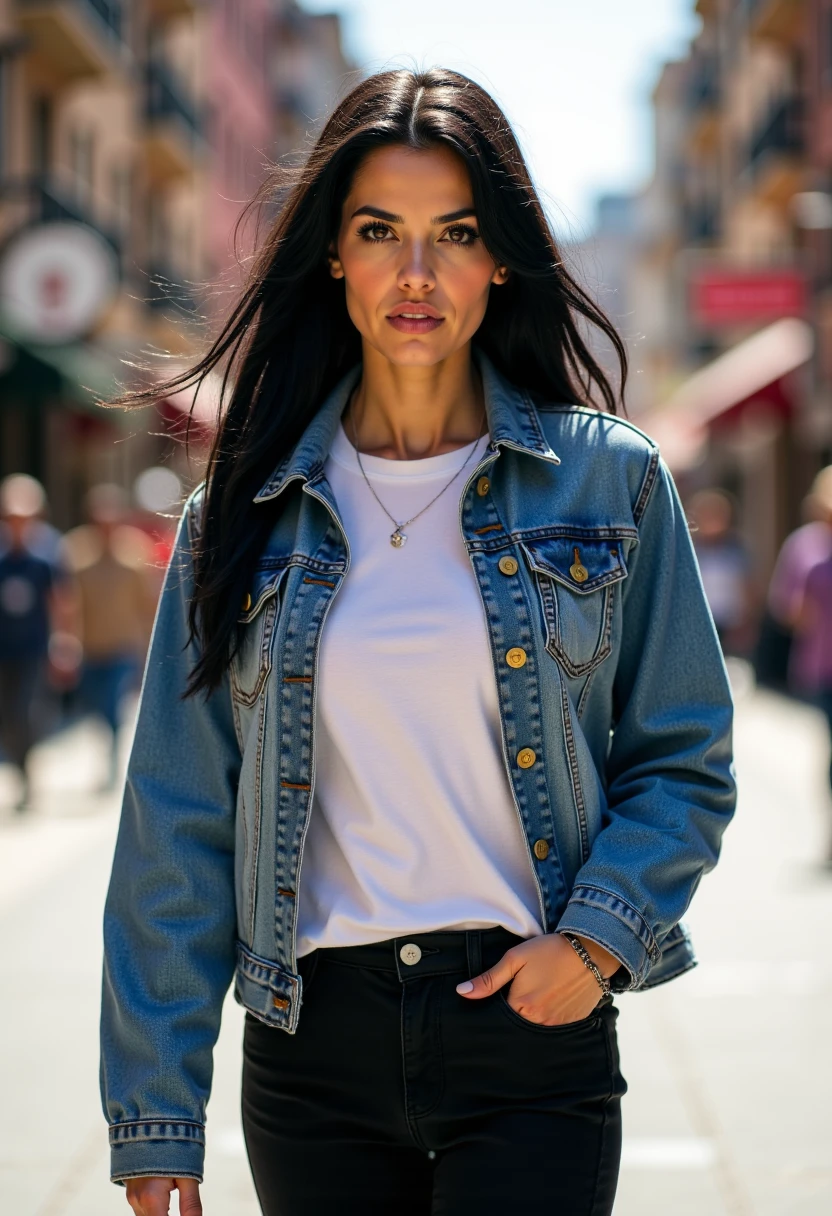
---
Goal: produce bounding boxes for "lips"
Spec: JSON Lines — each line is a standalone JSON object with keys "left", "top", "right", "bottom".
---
{"left": 386, "top": 301, "right": 445, "bottom": 334}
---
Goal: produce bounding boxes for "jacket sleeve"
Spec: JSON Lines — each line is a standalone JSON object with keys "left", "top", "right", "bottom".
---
{"left": 100, "top": 492, "right": 241, "bottom": 1184}
{"left": 556, "top": 451, "right": 737, "bottom": 989}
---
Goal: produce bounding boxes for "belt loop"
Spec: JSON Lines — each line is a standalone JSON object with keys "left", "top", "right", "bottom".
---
{"left": 465, "top": 930, "right": 482, "bottom": 979}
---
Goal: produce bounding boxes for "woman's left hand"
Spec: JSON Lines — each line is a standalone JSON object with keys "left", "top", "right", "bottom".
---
{"left": 456, "top": 933, "right": 619, "bottom": 1026}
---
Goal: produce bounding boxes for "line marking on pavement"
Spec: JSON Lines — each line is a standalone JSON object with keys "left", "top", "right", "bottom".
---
{"left": 621, "top": 1138, "right": 716, "bottom": 1170}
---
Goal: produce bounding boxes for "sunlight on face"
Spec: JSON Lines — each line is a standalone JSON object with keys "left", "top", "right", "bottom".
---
{"left": 330, "top": 144, "right": 507, "bottom": 367}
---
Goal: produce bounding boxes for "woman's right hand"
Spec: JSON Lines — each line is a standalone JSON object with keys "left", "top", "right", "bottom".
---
{"left": 125, "top": 1176, "right": 202, "bottom": 1215}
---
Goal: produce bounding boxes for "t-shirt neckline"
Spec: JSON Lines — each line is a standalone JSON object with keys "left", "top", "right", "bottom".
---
{"left": 329, "top": 421, "right": 490, "bottom": 481}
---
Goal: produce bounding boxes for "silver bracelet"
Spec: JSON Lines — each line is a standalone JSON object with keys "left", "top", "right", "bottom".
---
{"left": 561, "top": 933, "right": 612, "bottom": 997}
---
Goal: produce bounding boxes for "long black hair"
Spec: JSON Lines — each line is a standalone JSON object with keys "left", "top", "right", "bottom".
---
{"left": 110, "top": 67, "right": 629, "bottom": 696}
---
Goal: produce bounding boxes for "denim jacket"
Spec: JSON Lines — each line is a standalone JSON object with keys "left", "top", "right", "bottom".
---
{"left": 100, "top": 349, "right": 736, "bottom": 1183}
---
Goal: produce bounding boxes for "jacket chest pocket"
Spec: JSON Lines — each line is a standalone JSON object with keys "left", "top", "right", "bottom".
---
{"left": 231, "top": 568, "right": 287, "bottom": 706}
{"left": 522, "top": 537, "right": 628, "bottom": 678}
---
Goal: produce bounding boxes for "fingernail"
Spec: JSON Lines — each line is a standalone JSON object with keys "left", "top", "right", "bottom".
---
{"left": 456, "top": 980, "right": 474, "bottom": 994}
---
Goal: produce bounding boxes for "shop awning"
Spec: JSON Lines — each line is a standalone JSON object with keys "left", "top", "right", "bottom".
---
{"left": 638, "top": 317, "right": 814, "bottom": 469}
{"left": 0, "top": 320, "right": 132, "bottom": 415}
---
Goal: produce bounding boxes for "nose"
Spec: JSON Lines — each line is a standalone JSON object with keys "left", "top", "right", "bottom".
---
{"left": 397, "top": 241, "right": 435, "bottom": 293}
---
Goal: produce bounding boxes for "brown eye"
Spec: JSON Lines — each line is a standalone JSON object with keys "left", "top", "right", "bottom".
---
{"left": 442, "top": 223, "right": 480, "bottom": 247}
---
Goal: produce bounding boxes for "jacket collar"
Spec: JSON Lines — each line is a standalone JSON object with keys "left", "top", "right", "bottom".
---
{"left": 253, "top": 347, "right": 560, "bottom": 504}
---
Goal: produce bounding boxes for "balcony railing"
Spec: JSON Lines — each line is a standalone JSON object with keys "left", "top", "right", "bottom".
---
{"left": 145, "top": 58, "right": 201, "bottom": 138}
{"left": 748, "top": 95, "right": 804, "bottom": 166}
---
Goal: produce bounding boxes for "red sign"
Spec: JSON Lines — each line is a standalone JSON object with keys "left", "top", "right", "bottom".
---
{"left": 690, "top": 269, "right": 807, "bottom": 326}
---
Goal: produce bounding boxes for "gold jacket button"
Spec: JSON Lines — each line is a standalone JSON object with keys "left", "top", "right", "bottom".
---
{"left": 533, "top": 839, "right": 550, "bottom": 860}
{"left": 498, "top": 555, "right": 519, "bottom": 576}
{"left": 517, "top": 747, "right": 536, "bottom": 769}
{"left": 476, "top": 476, "right": 491, "bottom": 497}
{"left": 569, "top": 545, "right": 588, "bottom": 583}
{"left": 506, "top": 647, "right": 527, "bottom": 669}
{"left": 242, "top": 592, "right": 252, "bottom": 612}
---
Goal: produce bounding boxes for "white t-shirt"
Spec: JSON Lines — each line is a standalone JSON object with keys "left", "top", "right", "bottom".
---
{"left": 295, "top": 422, "right": 543, "bottom": 956}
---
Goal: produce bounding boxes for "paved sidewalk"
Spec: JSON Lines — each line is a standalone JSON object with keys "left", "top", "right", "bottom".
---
{"left": 1, "top": 688, "right": 831, "bottom": 1215}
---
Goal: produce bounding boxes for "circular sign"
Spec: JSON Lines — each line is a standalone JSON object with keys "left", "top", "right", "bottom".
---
{"left": 0, "top": 221, "right": 119, "bottom": 343}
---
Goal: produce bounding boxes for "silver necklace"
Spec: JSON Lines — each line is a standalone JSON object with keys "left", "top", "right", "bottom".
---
{"left": 347, "top": 399, "right": 486, "bottom": 548}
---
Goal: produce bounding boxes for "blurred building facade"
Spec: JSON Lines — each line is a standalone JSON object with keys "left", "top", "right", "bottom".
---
{"left": 576, "top": 0, "right": 832, "bottom": 585}
{"left": 0, "top": 0, "right": 351, "bottom": 529}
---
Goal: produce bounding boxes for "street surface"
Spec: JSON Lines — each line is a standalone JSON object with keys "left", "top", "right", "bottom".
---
{"left": 1, "top": 681, "right": 831, "bottom": 1215}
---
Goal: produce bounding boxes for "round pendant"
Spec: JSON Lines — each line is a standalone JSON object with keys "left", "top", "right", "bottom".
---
{"left": 390, "top": 530, "right": 407, "bottom": 548}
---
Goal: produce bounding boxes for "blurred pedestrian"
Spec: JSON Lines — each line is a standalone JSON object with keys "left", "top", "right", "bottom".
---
{"left": 63, "top": 484, "right": 157, "bottom": 789}
{"left": 794, "top": 546, "right": 832, "bottom": 861}
{"left": 688, "top": 488, "right": 757, "bottom": 658}
{"left": 767, "top": 465, "right": 832, "bottom": 695}
{"left": 100, "top": 69, "right": 735, "bottom": 1216}
{"left": 0, "top": 475, "right": 62, "bottom": 810}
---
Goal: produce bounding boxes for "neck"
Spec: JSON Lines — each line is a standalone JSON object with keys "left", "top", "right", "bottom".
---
{"left": 346, "top": 341, "right": 486, "bottom": 460}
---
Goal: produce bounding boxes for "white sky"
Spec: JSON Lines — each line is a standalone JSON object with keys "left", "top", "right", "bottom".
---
{"left": 301, "top": 0, "right": 700, "bottom": 240}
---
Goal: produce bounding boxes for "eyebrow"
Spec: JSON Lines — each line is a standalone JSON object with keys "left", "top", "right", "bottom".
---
{"left": 350, "top": 206, "right": 477, "bottom": 225}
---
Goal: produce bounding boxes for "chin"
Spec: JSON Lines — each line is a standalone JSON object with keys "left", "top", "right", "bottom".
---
{"left": 373, "top": 338, "right": 459, "bottom": 368}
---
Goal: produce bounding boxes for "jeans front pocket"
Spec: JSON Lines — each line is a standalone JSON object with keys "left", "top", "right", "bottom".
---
{"left": 497, "top": 988, "right": 610, "bottom": 1034}
{"left": 522, "top": 535, "right": 629, "bottom": 677}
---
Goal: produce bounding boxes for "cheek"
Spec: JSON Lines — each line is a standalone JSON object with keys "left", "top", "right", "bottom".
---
{"left": 340, "top": 251, "right": 391, "bottom": 319}
{"left": 445, "top": 256, "right": 498, "bottom": 317}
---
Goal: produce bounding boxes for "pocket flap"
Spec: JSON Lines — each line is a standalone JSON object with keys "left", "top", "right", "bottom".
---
{"left": 238, "top": 566, "right": 288, "bottom": 623}
{"left": 522, "top": 536, "right": 628, "bottom": 595}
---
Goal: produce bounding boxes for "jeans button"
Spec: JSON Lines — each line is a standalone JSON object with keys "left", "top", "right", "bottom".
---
{"left": 399, "top": 943, "right": 422, "bottom": 965}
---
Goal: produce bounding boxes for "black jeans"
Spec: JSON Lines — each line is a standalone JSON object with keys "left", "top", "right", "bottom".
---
{"left": 241, "top": 926, "right": 627, "bottom": 1215}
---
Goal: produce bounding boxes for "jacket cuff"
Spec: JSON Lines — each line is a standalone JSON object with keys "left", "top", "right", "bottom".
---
{"left": 109, "top": 1120, "right": 205, "bottom": 1186}
{"left": 556, "top": 884, "right": 661, "bottom": 992}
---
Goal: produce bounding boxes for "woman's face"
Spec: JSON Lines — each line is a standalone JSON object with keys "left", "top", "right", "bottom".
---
{"left": 329, "top": 143, "right": 507, "bottom": 367}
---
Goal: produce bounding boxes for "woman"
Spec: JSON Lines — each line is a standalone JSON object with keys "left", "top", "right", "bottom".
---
{"left": 100, "top": 69, "right": 736, "bottom": 1216}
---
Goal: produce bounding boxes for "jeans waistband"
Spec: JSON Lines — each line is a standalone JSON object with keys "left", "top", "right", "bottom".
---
{"left": 306, "top": 926, "right": 526, "bottom": 983}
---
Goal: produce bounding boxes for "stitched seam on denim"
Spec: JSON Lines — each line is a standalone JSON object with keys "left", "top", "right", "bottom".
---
{"left": 567, "top": 888, "right": 659, "bottom": 958}
{"left": 231, "top": 597, "right": 277, "bottom": 707}
{"left": 239, "top": 785, "right": 250, "bottom": 933}
{"left": 560, "top": 681, "right": 590, "bottom": 862}
{"left": 112, "top": 1172, "right": 203, "bottom": 1185}
{"left": 521, "top": 525, "right": 638, "bottom": 542}
{"left": 576, "top": 666, "right": 596, "bottom": 719}
{"left": 246, "top": 690, "right": 268, "bottom": 942}
{"left": 236, "top": 939, "right": 298, "bottom": 981}
{"left": 109, "top": 1120, "right": 204, "bottom": 1141}
{"left": 230, "top": 686, "right": 243, "bottom": 751}
{"left": 520, "top": 389, "right": 550, "bottom": 451}
{"left": 542, "top": 580, "right": 614, "bottom": 679}
{"left": 248, "top": 554, "right": 346, "bottom": 575}
{"left": 469, "top": 525, "right": 637, "bottom": 555}
{"left": 633, "top": 447, "right": 660, "bottom": 525}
